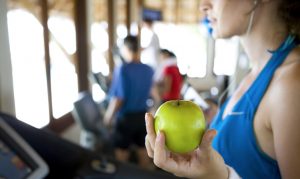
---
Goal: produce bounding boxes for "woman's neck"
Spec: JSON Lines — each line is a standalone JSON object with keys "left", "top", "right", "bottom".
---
{"left": 240, "top": 31, "right": 287, "bottom": 74}
{"left": 239, "top": 2, "right": 288, "bottom": 74}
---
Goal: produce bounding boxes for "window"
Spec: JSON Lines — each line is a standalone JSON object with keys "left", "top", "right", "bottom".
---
{"left": 115, "top": 0, "right": 128, "bottom": 56}
{"left": 7, "top": 0, "right": 80, "bottom": 128}
{"left": 147, "top": 23, "right": 208, "bottom": 78}
{"left": 213, "top": 37, "right": 240, "bottom": 76}
{"left": 48, "top": 2, "right": 78, "bottom": 119}
{"left": 7, "top": 9, "right": 50, "bottom": 128}
{"left": 90, "top": 0, "right": 109, "bottom": 102}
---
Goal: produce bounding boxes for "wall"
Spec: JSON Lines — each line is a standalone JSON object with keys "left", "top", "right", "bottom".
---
{"left": 0, "top": 0, "right": 15, "bottom": 116}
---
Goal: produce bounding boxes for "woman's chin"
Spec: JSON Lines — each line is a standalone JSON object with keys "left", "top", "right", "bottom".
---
{"left": 212, "top": 30, "right": 233, "bottom": 39}
{"left": 212, "top": 31, "right": 222, "bottom": 39}
{"left": 211, "top": 32, "right": 218, "bottom": 39}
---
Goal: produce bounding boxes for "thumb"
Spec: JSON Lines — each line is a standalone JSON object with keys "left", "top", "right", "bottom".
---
{"left": 199, "top": 129, "right": 217, "bottom": 150}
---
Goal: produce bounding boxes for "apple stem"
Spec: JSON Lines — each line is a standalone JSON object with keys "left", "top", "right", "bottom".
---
{"left": 177, "top": 100, "right": 180, "bottom": 106}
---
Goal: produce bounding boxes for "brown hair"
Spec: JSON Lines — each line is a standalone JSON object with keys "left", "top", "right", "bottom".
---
{"left": 278, "top": 0, "right": 300, "bottom": 39}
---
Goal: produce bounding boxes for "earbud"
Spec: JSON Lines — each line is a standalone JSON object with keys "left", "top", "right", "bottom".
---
{"left": 246, "top": 0, "right": 258, "bottom": 35}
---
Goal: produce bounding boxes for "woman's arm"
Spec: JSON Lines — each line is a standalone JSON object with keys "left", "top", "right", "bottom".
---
{"left": 270, "top": 65, "right": 300, "bottom": 178}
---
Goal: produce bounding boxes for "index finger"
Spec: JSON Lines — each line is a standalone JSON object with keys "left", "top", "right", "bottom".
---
{"left": 145, "top": 113, "right": 156, "bottom": 135}
{"left": 145, "top": 113, "right": 156, "bottom": 146}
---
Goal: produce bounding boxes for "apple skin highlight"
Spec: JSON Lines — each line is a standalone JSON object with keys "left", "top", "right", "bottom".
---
{"left": 154, "top": 100, "right": 206, "bottom": 154}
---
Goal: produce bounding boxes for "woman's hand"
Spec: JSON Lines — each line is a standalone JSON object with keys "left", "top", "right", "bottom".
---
{"left": 145, "top": 113, "right": 228, "bottom": 179}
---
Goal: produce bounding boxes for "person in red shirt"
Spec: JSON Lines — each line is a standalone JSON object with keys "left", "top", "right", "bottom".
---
{"left": 155, "top": 49, "right": 183, "bottom": 103}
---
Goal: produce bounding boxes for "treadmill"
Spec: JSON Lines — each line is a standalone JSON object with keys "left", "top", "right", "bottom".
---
{"left": 0, "top": 113, "right": 178, "bottom": 179}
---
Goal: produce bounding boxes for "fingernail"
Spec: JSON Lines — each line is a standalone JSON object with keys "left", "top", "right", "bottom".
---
{"left": 209, "top": 130, "right": 217, "bottom": 140}
{"left": 156, "top": 131, "right": 161, "bottom": 141}
{"left": 157, "top": 131, "right": 162, "bottom": 139}
{"left": 211, "top": 129, "right": 217, "bottom": 136}
{"left": 145, "top": 113, "right": 149, "bottom": 125}
{"left": 145, "top": 113, "right": 149, "bottom": 119}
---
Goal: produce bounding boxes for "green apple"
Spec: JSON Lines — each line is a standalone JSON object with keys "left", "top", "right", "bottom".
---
{"left": 154, "top": 100, "right": 206, "bottom": 154}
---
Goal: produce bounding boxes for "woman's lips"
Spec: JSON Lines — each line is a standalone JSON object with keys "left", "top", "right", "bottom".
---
{"left": 210, "top": 18, "right": 217, "bottom": 23}
{"left": 207, "top": 18, "right": 217, "bottom": 27}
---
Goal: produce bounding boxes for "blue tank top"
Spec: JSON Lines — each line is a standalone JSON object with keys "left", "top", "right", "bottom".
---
{"left": 210, "top": 35, "right": 298, "bottom": 179}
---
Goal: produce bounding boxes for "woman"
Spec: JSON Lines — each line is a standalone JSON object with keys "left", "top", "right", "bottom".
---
{"left": 145, "top": 0, "right": 300, "bottom": 178}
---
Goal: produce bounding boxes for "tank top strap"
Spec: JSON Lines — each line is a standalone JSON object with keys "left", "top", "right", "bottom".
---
{"left": 246, "top": 35, "right": 298, "bottom": 112}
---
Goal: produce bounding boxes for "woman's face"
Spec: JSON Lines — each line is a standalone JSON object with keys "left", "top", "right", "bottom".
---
{"left": 200, "top": 0, "right": 256, "bottom": 38}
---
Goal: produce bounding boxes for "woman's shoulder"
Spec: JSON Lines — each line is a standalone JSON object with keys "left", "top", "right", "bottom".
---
{"left": 276, "top": 45, "right": 300, "bottom": 84}
{"left": 266, "top": 46, "right": 300, "bottom": 121}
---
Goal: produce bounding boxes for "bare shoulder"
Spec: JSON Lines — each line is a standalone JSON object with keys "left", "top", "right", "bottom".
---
{"left": 268, "top": 46, "right": 300, "bottom": 122}
{"left": 277, "top": 61, "right": 300, "bottom": 88}
{"left": 276, "top": 45, "right": 300, "bottom": 87}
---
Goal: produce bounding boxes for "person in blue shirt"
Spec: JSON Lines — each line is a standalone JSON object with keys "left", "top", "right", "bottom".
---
{"left": 145, "top": 0, "right": 300, "bottom": 178}
{"left": 104, "top": 35, "right": 154, "bottom": 169}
